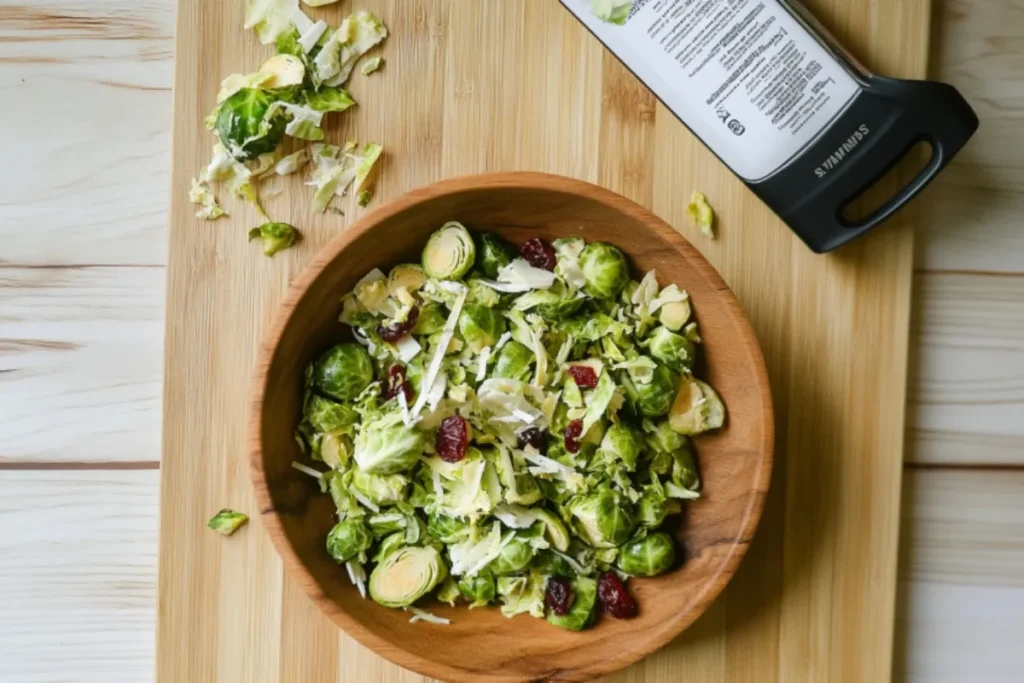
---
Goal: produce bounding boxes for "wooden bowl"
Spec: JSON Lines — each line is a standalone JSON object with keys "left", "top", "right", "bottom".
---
{"left": 250, "top": 172, "right": 773, "bottom": 682}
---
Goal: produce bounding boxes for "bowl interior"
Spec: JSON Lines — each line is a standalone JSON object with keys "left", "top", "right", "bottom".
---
{"left": 252, "top": 176, "right": 773, "bottom": 682}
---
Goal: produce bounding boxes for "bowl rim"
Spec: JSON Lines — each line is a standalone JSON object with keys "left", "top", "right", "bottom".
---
{"left": 249, "top": 171, "right": 774, "bottom": 682}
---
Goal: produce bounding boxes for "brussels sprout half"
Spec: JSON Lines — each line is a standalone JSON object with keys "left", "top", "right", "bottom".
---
{"left": 387, "top": 264, "right": 426, "bottom": 298}
{"left": 412, "top": 303, "right": 447, "bottom": 336}
{"left": 636, "top": 485, "right": 669, "bottom": 527}
{"left": 621, "top": 362, "right": 678, "bottom": 418}
{"left": 312, "top": 344, "right": 374, "bottom": 401}
{"left": 599, "top": 422, "right": 644, "bottom": 471}
{"left": 547, "top": 576, "right": 598, "bottom": 631}
{"left": 368, "top": 545, "right": 448, "bottom": 608}
{"left": 458, "top": 304, "right": 507, "bottom": 353}
{"left": 579, "top": 242, "right": 630, "bottom": 300}
{"left": 352, "top": 470, "right": 408, "bottom": 506}
{"left": 492, "top": 341, "right": 534, "bottom": 382}
{"left": 216, "top": 87, "right": 289, "bottom": 161}
{"left": 532, "top": 507, "right": 570, "bottom": 552}
{"left": 566, "top": 488, "right": 637, "bottom": 548}
{"left": 532, "top": 550, "right": 576, "bottom": 578}
{"left": 427, "top": 512, "right": 470, "bottom": 544}
{"left": 474, "top": 232, "right": 518, "bottom": 279}
{"left": 669, "top": 377, "right": 726, "bottom": 435}
{"left": 257, "top": 54, "right": 306, "bottom": 88}
{"left": 618, "top": 531, "right": 676, "bottom": 577}
{"left": 422, "top": 222, "right": 476, "bottom": 280}
{"left": 488, "top": 536, "right": 536, "bottom": 575}
{"left": 458, "top": 569, "right": 496, "bottom": 607}
{"left": 646, "top": 326, "right": 696, "bottom": 374}
{"left": 326, "top": 518, "right": 374, "bottom": 563}
{"left": 304, "top": 394, "right": 358, "bottom": 434}
{"left": 353, "top": 415, "right": 425, "bottom": 474}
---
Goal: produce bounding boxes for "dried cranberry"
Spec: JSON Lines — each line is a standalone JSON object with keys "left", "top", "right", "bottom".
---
{"left": 545, "top": 576, "right": 574, "bottom": 616}
{"left": 567, "top": 365, "right": 598, "bottom": 390}
{"left": 564, "top": 419, "right": 584, "bottom": 454}
{"left": 520, "top": 238, "right": 557, "bottom": 271}
{"left": 516, "top": 427, "right": 547, "bottom": 454}
{"left": 597, "top": 571, "right": 638, "bottom": 619}
{"left": 376, "top": 306, "right": 419, "bottom": 343}
{"left": 436, "top": 415, "right": 469, "bottom": 463}
{"left": 384, "top": 365, "right": 414, "bottom": 403}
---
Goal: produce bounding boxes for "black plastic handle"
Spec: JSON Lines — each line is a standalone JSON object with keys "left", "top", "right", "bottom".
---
{"left": 754, "top": 77, "right": 979, "bottom": 253}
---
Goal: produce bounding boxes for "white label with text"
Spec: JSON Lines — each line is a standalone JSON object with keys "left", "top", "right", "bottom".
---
{"left": 565, "top": 0, "right": 861, "bottom": 181}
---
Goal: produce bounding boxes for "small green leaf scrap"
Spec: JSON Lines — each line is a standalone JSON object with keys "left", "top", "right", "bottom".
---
{"left": 687, "top": 191, "right": 716, "bottom": 239}
{"left": 361, "top": 56, "right": 384, "bottom": 76}
{"left": 249, "top": 221, "right": 299, "bottom": 257}
{"left": 207, "top": 509, "right": 249, "bottom": 536}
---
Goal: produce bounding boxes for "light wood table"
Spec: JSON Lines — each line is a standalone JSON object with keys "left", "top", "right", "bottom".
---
{"left": 0, "top": 1, "right": 1020, "bottom": 681}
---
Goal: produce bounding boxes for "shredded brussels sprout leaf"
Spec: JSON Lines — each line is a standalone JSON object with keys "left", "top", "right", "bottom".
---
{"left": 207, "top": 509, "right": 249, "bottom": 536}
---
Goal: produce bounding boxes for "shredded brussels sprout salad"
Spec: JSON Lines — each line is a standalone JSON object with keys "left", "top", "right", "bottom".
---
{"left": 293, "top": 223, "right": 726, "bottom": 629}
{"left": 190, "top": 2, "right": 389, "bottom": 255}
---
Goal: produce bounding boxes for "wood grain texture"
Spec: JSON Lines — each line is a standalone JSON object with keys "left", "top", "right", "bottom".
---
{"left": 906, "top": 272, "right": 1024, "bottom": 465}
{"left": 249, "top": 174, "right": 774, "bottom": 681}
{"left": 915, "top": 0, "right": 1024, "bottom": 272}
{"left": 158, "top": 1, "right": 929, "bottom": 682}
{"left": 896, "top": 470, "right": 1024, "bottom": 682}
{"left": 0, "top": 0, "right": 173, "bottom": 267}
{"left": 0, "top": 267, "right": 164, "bottom": 463}
{"left": 7, "top": 468, "right": 1024, "bottom": 683}
{"left": 0, "top": 470, "right": 158, "bottom": 683}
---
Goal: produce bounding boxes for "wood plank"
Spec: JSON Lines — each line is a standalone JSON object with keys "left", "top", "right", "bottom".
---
{"left": 7, "top": 468, "right": 1024, "bottom": 683}
{"left": 896, "top": 469, "right": 1024, "bottom": 682}
{"left": 915, "top": 0, "right": 1024, "bottom": 272}
{"left": 158, "top": 1, "right": 928, "bottom": 681}
{"left": 0, "top": 469, "right": 159, "bottom": 683}
{"left": 906, "top": 272, "right": 1024, "bottom": 465}
{"left": 0, "top": 267, "right": 164, "bottom": 464}
{"left": 0, "top": 0, "right": 173, "bottom": 267}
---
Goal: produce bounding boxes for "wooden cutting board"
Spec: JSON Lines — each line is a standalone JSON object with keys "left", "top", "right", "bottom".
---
{"left": 159, "top": 0, "right": 926, "bottom": 680}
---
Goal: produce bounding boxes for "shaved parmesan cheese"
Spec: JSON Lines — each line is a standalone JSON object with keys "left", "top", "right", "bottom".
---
{"left": 426, "top": 373, "right": 447, "bottom": 412}
{"left": 476, "top": 279, "right": 534, "bottom": 294}
{"left": 395, "top": 335, "right": 421, "bottom": 362}
{"left": 407, "top": 607, "right": 451, "bottom": 625}
{"left": 555, "top": 336, "right": 573, "bottom": 365}
{"left": 493, "top": 503, "right": 537, "bottom": 529}
{"left": 494, "top": 331, "right": 513, "bottom": 352}
{"left": 351, "top": 489, "right": 380, "bottom": 513}
{"left": 476, "top": 346, "right": 491, "bottom": 382}
{"left": 521, "top": 450, "right": 584, "bottom": 491}
{"left": 397, "top": 389, "right": 411, "bottom": 426}
{"left": 512, "top": 409, "right": 537, "bottom": 424}
{"left": 528, "top": 326, "right": 549, "bottom": 387}
{"left": 632, "top": 270, "right": 659, "bottom": 313}
{"left": 346, "top": 560, "right": 367, "bottom": 598}
{"left": 299, "top": 20, "right": 328, "bottom": 53}
{"left": 409, "top": 286, "right": 467, "bottom": 420}
{"left": 354, "top": 267, "right": 386, "bottom": 289}
{"left": 291, "top": 461, "right": 324, "bottom": 479}
{"left": 665, "top": 482, "right": 701, "bottom": 500}
{"left": 449, "top": 522, "right": 503, "bottom": 576}
{"left": 497, "top": 259, "right": 557, "bottom": 290}
{"left": 431, "top": 469, "right": 444, "bottom": 498}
